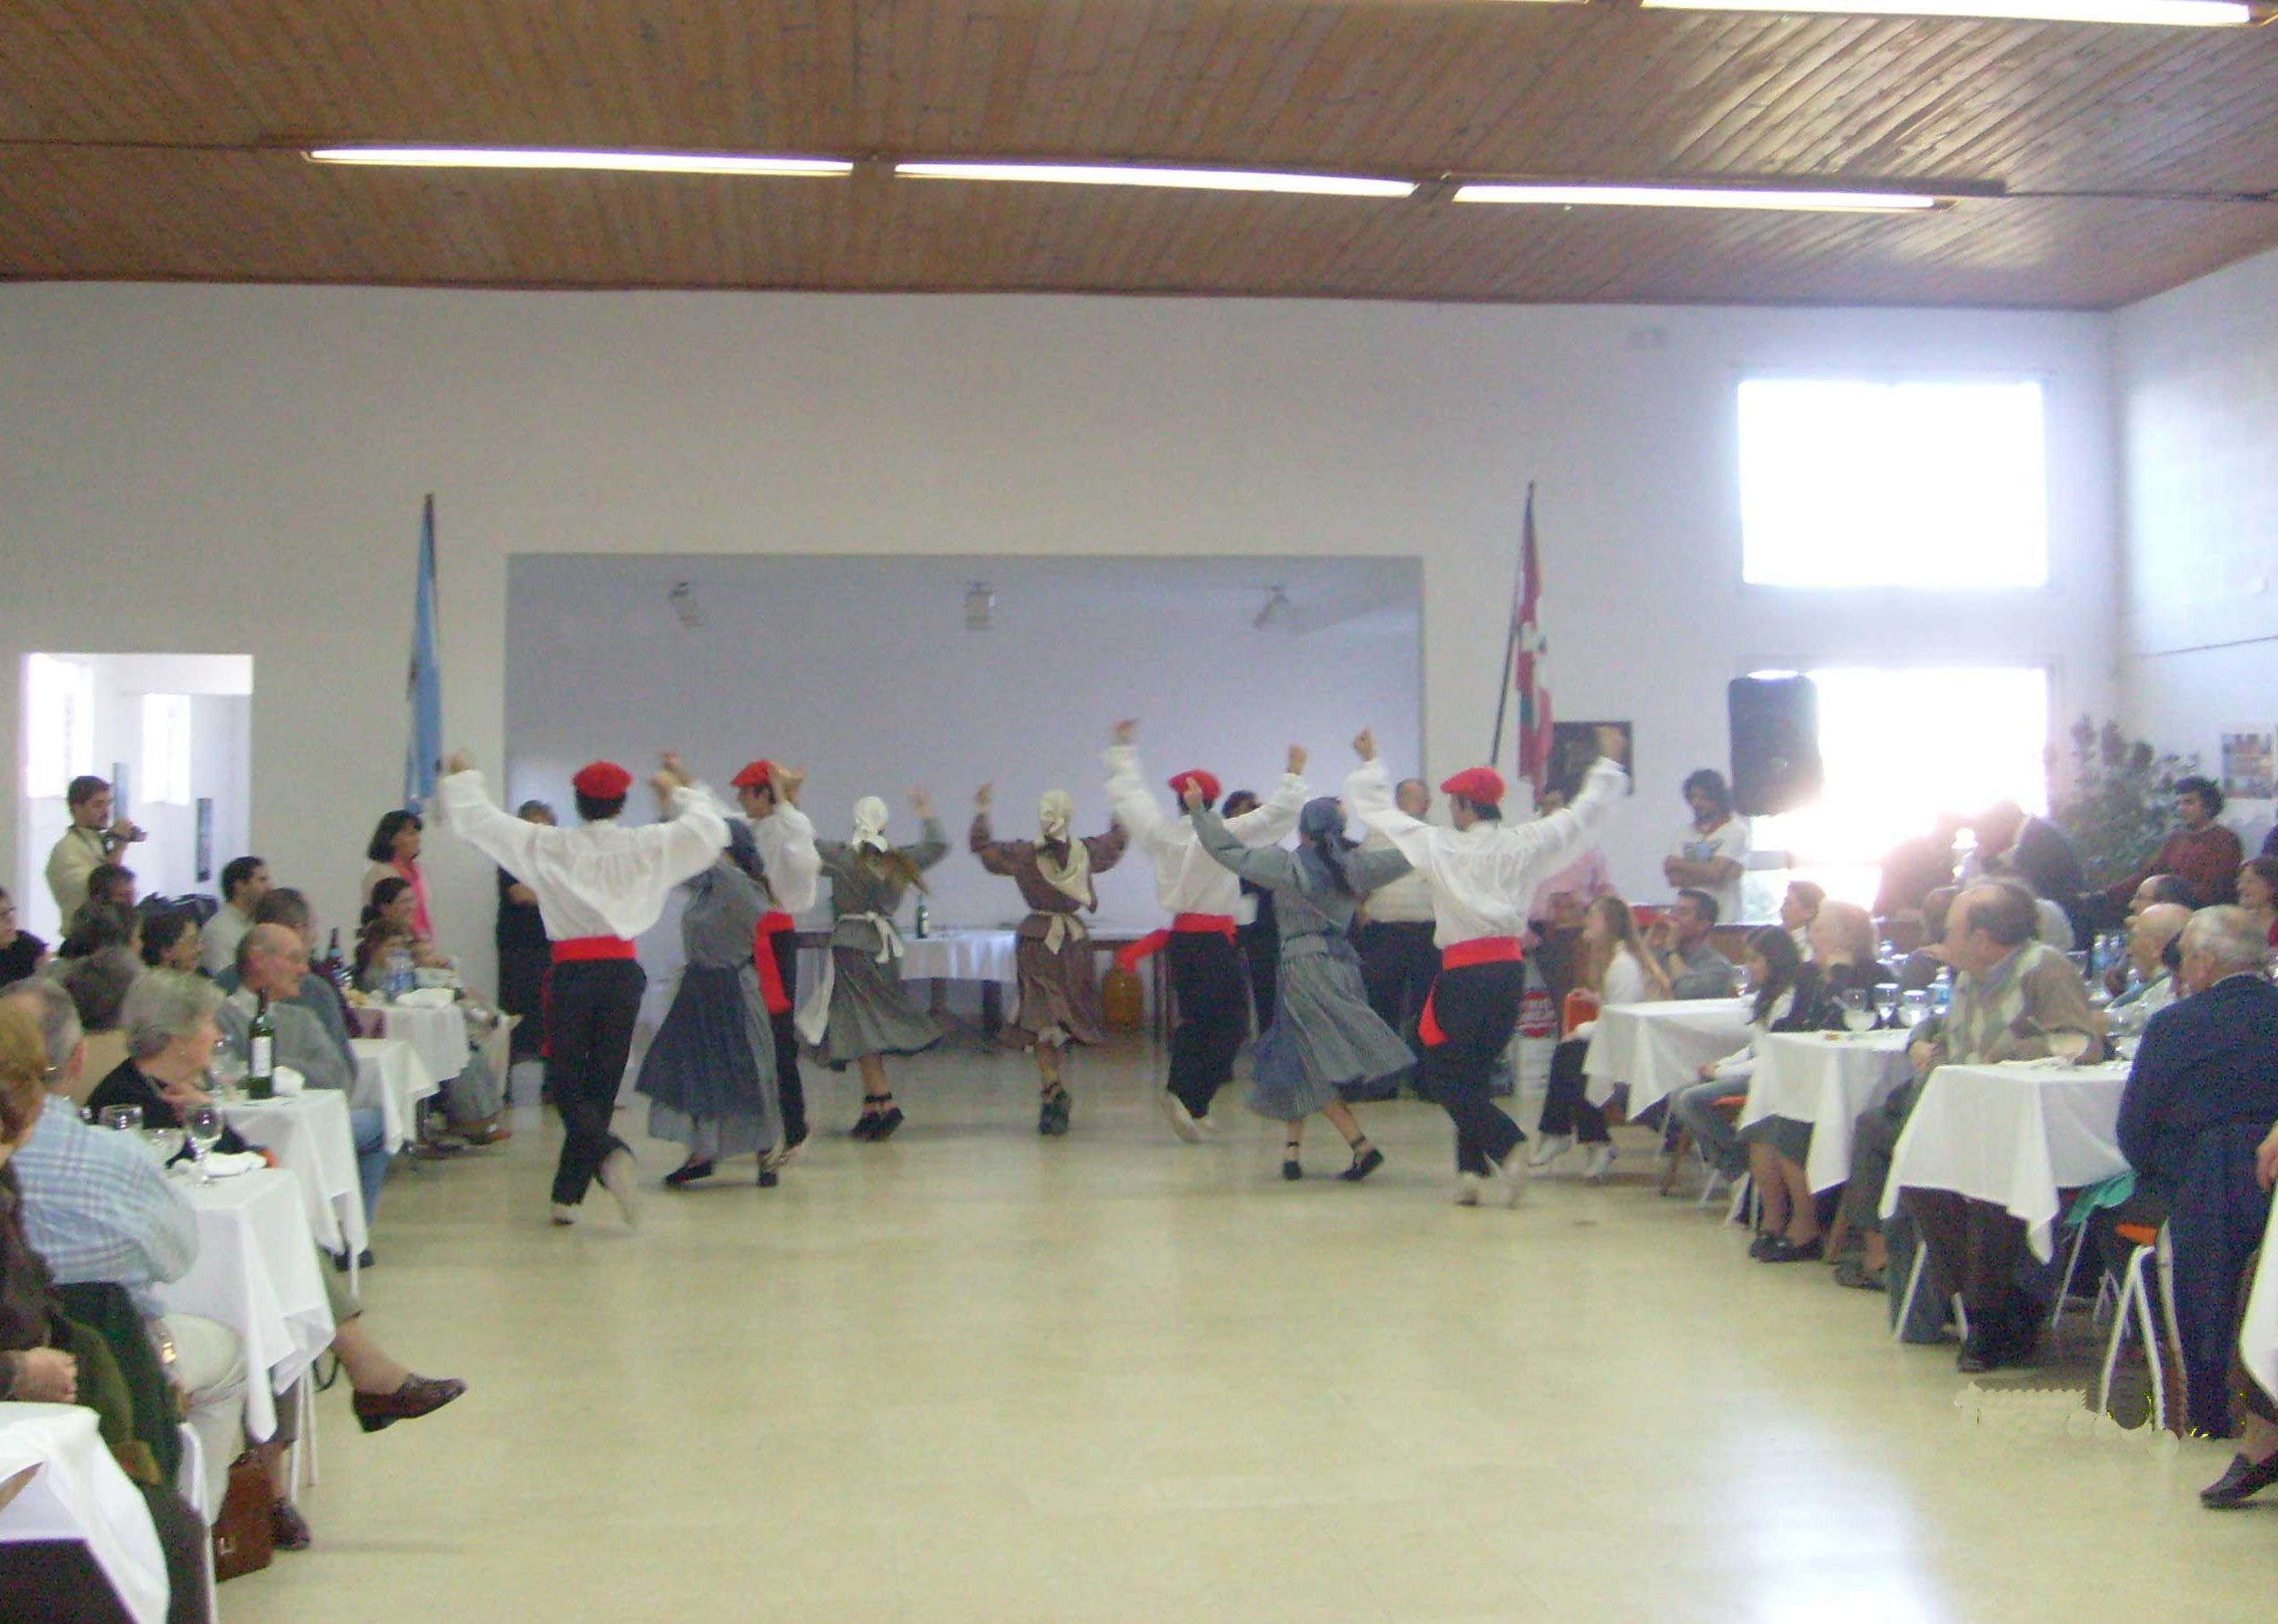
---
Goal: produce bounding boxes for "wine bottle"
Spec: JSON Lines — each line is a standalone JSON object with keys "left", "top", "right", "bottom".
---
{"left": 247, "top": 993, "right": 276, "bottom": 1100}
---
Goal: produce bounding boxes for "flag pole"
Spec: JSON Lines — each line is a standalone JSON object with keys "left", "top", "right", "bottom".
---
{"left": 1486, "top": 480, "right": 1534, "bottom": 767}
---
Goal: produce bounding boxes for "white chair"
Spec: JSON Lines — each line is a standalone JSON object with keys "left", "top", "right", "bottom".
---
{"left": 2096, "top": 1221, "right": 2182, "bottom": 1432}
{"left": 288, "top": 1375, "right": 319, "bottom": 1495}
{"left": 175, "top": 1423, "right": 218, "bottom": 1621}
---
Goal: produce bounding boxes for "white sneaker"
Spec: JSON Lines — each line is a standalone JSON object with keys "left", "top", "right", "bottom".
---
{"left": 598, "top": 1149, "right": 640, "bottom": 1228}
{"left": 1451, "top": 1172, "right": 1483, "bottom": 1206}
{"left": 1193, "top": 1111, "right": 1223, "bottom": 1139}
{"left": 1159, "top": 1091, "right": 1203, "bottom": 1144}
{"left": 1529, "top": 1133, "right": 1576, "bottom": 1170}
{"left": 1487, "top": 1148, "right": 1530, "bottom": 1208}
{"left": 550, "top": 1203, "right": 577, "bottom": 1228}
{"left": 1582, "top": 1145, "right": 1617, "bottom": 1184}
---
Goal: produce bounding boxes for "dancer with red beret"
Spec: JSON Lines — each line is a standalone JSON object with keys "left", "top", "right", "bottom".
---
{"left": 1345, "top": 727, "right": 1630, "bottom": 1207}
{"left": 1105, "top": 720, "right": 1306, "bottom": 1140}
{"left": 438, "top": 749, "right": 729, "bottom": 1227}
{"left": 728, "top": 759, "right": 820, "bottom": 1170}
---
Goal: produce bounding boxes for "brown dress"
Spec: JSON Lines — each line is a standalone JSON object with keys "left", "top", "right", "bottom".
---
{"left": 971, "top": 815, "right": 1129, "bottom": 1049}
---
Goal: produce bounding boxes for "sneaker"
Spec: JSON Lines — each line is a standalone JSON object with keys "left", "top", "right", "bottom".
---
{"left": 1581, "top": 1145, "right": 1617, "bottom": 1183}
{"left": 1159, "top": 1091, "right": 1203, "bottom": 1144}
{"left": 550, "top": 1203, "right": 578, "bottom": 1228}
{"left": 598, "top": 1149, "right": 640, "bottom": 1228}
{"left": 1485, "top": 1147, "right": 1530, "bottom": 1208}
{"left": 1528, "top": 1133, "right": 1576, "bottom": 1170}
{"left": 1451, "top": 1173, "right": 1483, "bottom": 1206}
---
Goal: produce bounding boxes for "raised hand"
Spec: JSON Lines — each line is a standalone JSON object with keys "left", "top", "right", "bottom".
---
{"left": 1352, "top": 728, "right": 1376, "bottom": 763}
{"left": 910, "top": 789, "right": 935, "bottom": 819}
{"left": 1181, "top": 782, "right": 1208, "bottom": 812}
{"left": 445, "top": 750, "right": 474, "bottom": 776}
{"left": 774, "top": 764, "right": 806, "bottom": 805}
{"left": 974, "top": 784, "right": 993, "bottom": 812}
{"left": 658, "top": 751, "right": 689, "bottom": 786}
{"left": 1286, "top": 743, "right": 1308, "bottom": 776}
{"left": 1111, "top": 719, "right": 1139, "bottom": 747}
{"left": 1594, "top": 725, "right": 1628, "bottom": 766}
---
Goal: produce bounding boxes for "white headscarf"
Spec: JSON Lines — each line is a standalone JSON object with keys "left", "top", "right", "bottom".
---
{"left": 851, "top": 796, "right": 890, "bottom": 854}
{"left": 1035, "top": 791, "right": 1094, "bottom": 909}
{"left": 1037, "top": 790, "right": 1074, "bottom": 843}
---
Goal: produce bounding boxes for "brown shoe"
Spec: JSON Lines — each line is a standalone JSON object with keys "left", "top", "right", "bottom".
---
{"left": 452, "top": 1117, "right": 512, "bottom": 1145}
{"left": 351, "top": 1373, "right": 467, "bottom": 1434}
{"left": 270, "top": 1499, "right": 313, "bottom": 1551}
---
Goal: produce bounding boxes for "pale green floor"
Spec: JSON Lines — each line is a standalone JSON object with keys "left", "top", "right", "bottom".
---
{"left": 222, "top": 1037, "right": 2276, "bottom": 1623}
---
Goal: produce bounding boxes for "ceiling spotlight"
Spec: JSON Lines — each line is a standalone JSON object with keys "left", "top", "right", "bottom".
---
{"left": 668, "top": 582, "right": 704, "bottom": 629}
{"left": 1253, "top": 587, "right": 1293, "bottom": 632}
{"left": 965, "top": 582, "right": 996, "bottom": 632}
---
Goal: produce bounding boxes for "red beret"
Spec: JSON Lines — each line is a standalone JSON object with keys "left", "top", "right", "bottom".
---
{"left": 1440, "top": 766, "right": 1505, "bottom": 807}
{"left": 730, "top": 760, "right": 774, "bottom": 790}
{"left": 1167, "top": 769, "right": 1221, "bottom": 804}
{"left": 573, "top": 760, "right": 633, "bottom": 799}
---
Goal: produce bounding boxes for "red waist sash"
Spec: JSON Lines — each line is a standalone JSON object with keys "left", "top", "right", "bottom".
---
{"left": 750, "top": 912, "right": 797, "bottom": 1015}
{"left": 552, "top": 936, "right": 637, "bottom": 963}
{"left": 1114, "top": 912, "right": 1238, "bottom": 972}
{"left": 1419, "top": 936, "right": 1524, "bottom": 1047}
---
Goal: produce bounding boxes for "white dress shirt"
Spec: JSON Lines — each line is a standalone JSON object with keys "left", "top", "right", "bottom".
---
{"left": 742, "top": 803, "right": 822, "bottom": 917}
{"left": 1104, "top": 746, "right": 1305, "bottom": 917}
{"left": 1347, "top": 756, "right": 1626, "bottom": 948}
{"left": 437, "top": 768, "right": 728, "bottom": 943}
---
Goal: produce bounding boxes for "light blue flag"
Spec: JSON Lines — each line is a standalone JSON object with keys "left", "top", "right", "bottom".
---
{"left": 403, "top": 496, "right": 443, "bottom": 814}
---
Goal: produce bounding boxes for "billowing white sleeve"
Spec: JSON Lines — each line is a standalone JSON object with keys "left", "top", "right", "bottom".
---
{"left": 752, "top": 803, "right": 821, "bottom": 914}
{"left": 437, "top": 770, "right": 540, "bottom": 875}
{"left": 1227, "top": 771, "right": 1309, "bottom": 845}
{"left": 654, "top": 782, "right": 732, "bottom": 886}
{"left": 1494, "top": 756, "right": 1627, "bottom": 874}
{"left": 1104, "top": 745, "right": 1173, "bottom": 854}
{"left": 1346, "top": 759, "right": 1439, "bottom": 874}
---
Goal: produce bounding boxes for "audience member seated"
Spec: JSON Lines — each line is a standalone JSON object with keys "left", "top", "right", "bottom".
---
{"left": 1895, "top": 886, "right": 1958, "bottom": 991}
{"left": 1963, "top": 800, "right": 2085, "bottom": 946}
{"left": 1875, "top": 813, "right": 1962, "bottom": 925}
{"left": 233, "top": 886, "right": 359, "bottom": 1069}
{"left": 1836, "top": 882, "right": 2099, "bottom": 1299}
{"left": 2107, "top": 903, "right": 2191, "bottom": 1037}
{"left": 200, "top": 852, "right": 269, "bottom": 975}
{"left": 358, "top": 887, "right": 512, "bottom": 1145}
{"left": 2074, "top": 908, "right": 2278, "bottom": 1456}
{"left": 2236, "top": 856, "right": 2278, "bottom": 948}
{"left": 0, "top": 977, "right": 248, "bottom": 1524}
{"left": 83, "top": 861, "right": 137, "bottom": 912}
{"left": 43, "top": 773, "right": 143, "bottom": 922}
{"left": 56, "top": 948, "right": 141, "bottom": 1105}
{"left": 1669, "top": 927, "right": 1823, "bottom": 1194}
{"left": 84, "top": 969, "right": 468, "bottom": 1529}
{"left": 1533, "top": 894, "right": 1672, "bottom": 1182}
{"left": 55, "top": 897, "right": 141, "bottom": 964}
{"left": 1900, "top": 882, "right": 2103, "bottom": 1371}
{"left": 361, "top": 809, "right": 435, "bottom": 937}
{"left": 138, "top": 909, "right": 203, "bottom": 974}
{"left": 2098, "top": 775, "right": 2243, "bottom": 916}
{"left": 1779, "top": 880, "right": 1824, "bottom": 955}
{"left": 356, "top": 917, "right": 418, "bottom": 991}
{"left": 0, "top": 1000, "right": 212, "bottom": 1623}
{"left": 1664, "top": 768, "right": 1748, "bottom": 925}
{"left": 2210, "top": 1105, "right": 2278, "bottom": 1506}
{"left": 0, "top": 886, "right": 48, "bottom": 984}
{"left": 220, "top": 925, "right": 392, "bottom": 1226}
{"left": 365, "top": 876, "right": 451, "bottom": 971}
{"left": 1647, "top": 888, "right": 1740, "bottom": 999}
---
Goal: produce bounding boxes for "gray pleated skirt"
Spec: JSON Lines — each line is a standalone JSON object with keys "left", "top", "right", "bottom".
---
{"left": 821, "top": 946, "right": 945, "bottom": 1067}
{"left": 1245, "top": 937, "right": 1415, "bottom": 1122}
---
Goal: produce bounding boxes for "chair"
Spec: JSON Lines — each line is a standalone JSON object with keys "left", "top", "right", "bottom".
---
{"left": 2096, "top": 1220, "right": 2184, "bottom": 1431}
{"left": 175, "top": 1424, "right": 219, "bottom": 1622}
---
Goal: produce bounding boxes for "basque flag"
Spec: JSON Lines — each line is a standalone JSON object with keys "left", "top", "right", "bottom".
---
{"left": 1511, "top": 485, "right": 1552, "bottom": 794}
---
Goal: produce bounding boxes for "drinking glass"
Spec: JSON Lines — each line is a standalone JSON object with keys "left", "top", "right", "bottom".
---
{"left": 1898, "top": 989, "right": 1930, "bottom": 1030}
{"left": 184, "top": 1103, "right": 224, "bottom": 1185}
{"left": 2048, "top": 1031, "right": 2094, "bottom": 1068}
{"left": 99, "top": 1104, "right": 143, "bottom": 1135}
{"left": 210, "top": 1038, "right": 247, "bottom": 1103}
{"left": 1872, "top": 984, "right": 1900, "bottom": 1028}
{"left": 1839, "top": 989, "right": 1874, "bottom": 1033}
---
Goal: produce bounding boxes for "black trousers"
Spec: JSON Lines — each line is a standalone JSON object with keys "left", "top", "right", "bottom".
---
{"left": 766, "top": 929, "right": 807, "bottom": 1146}
{"left": 1417, "top": 959, "right": 1527, "bottom": 1174}
{"left": 1237, "top": 920, "right": 1279, "bottom": 1032}
{"left": 1357, "top": 920, "right": 1438, "bottom": 1052}
{"left": 1166, "top": 931, "right": 1250, "bottom": 1118}
{"left": 545, "top": 957, "right": 645, "bottom": 1205}
{"left": 1537, "top": 1036, "right": 1610, "bottom": 1144}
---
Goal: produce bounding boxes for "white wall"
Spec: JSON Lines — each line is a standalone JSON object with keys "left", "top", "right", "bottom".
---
{"left": 0, "top": 285, "right": 2120, "bottom": 984}
{"left": 506, "top": 553, "right": 1422, "bottom": 939}
{"left": 2114, "top": 245, "right": 2278, "bottom": 851}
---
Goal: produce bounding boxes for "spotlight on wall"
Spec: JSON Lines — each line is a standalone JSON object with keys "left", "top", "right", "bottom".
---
{"left": 668, "top": 582, "right": 704, "bottom": 629}
{"left": 1252, "top": 586, "right": 1293, "bottom": 633}
{"left": 965, "top": 582, "right": 997, "bottom": 632}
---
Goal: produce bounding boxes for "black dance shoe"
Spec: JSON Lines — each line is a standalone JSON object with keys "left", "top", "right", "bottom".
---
{"left": 869, "top": 1104, "right": 905, "bottom": 1141}
{"left": 1338, "top": 1146, "right": 1385, "bottom": 1183}
{"left": 2202, "top": 1451, "right": 2278, "bottom": 1508}
{"left": 663, "top": 1159, "right": 715, "bottom": 1188}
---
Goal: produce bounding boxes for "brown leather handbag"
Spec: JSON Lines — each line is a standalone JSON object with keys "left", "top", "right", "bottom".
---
{"left": 212, "top": 1453, "right": 274, "bottom": 1581}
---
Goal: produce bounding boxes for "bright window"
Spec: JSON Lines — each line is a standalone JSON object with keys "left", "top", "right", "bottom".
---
{"left": 1751, "top": 665, "right": 2050, "bottom": 908}
{"left": 23, "top": 654, "right": 94, "bottom": 799}
{"left": 1738, "top": 377, "right": 2048, "bottom": 588}
{"left": 142, "top": 694, "right": 193, "bottom": 806}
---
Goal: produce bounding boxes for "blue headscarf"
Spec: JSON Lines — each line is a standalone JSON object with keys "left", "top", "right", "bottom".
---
{"left": 1295, "top": 796, "right": 1356, "bottom": 896}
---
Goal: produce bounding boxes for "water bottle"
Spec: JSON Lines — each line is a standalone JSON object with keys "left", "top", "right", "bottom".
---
{"left": 913, "top": 902, "right": 931, "bottom": 939}
{"left": 386, "top": 945, "right": 415, "bottom": 1001}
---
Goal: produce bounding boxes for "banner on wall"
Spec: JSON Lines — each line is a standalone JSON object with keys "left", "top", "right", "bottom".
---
{"left": 2222, "top": 729, "right": 2275, "bottom": 801}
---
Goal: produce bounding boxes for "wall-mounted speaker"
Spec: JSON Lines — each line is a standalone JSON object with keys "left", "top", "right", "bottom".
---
{"left": 1728, "top": 675, "right": 1823, "bottom": 816}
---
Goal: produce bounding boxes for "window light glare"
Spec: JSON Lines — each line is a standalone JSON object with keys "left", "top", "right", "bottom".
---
{"left": 1452, "top": 183, "right": 1945, "bottom": 212}
{"left": 894, "top": 161, "right": 1416, "bottom": 198}
{"left": 305, "top": 146, "right": 853, "bottom": 177}
{"left": 1640, "top": 0, "right": 2257, "bottom": 26}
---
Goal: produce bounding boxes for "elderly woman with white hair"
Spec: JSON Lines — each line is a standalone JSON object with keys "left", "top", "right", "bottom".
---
{"left": 82, "top": 972, "right": 467, "bottom": 1458}
{"left": 970, "top": 783, "right": 1129, "bottom": 1136}
{"left": 796, "top": 790, "right": 948, "bottom": 1141}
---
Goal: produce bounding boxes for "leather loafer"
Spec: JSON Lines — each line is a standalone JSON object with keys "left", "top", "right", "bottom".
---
{"left": 352, "top": 1373, "right": 468, "bottom": 1434}
{"left": 270, "top": 1500, "right": 313, "bottom": 1551}
{"left": 1762, "top": 1237, "right": 1824, "bottom": 1264}
{"left": 2202, "top": 1451, "right": 2278, "bottom": 1508}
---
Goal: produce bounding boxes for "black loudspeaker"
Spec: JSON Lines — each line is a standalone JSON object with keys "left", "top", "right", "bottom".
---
{"left": 1728, "top": 675, "right": 1823, "bottom": 816}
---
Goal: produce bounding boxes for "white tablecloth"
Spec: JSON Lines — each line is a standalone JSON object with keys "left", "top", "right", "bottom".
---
{"left": 799, "top": 928, "right": 1020, "bottom": 987}
{"left": 152, "top": 1168, "right": 334, "bottom": 1439}
{"left": 1581, "top": 998, "right": 1754, "bottom": 1118}
{"left": 0, "top": 1403, "right": 169, "bottom": 1624}
{"left": 2239, "top": 1198, "right": 2278, "bottom": 1408}
{"left": 1740, "top": 1029, "right": 1915, "bottom": 1193}
{"left": 351, "top": 1036, "right": 441, "bottom": 1153}
{"left": 351, "top": 999, "right": 467, "bottom": 1083}
{"left": 224, "top": 1090, "right": 369, "bottom": 1257}
{"left": 1879, "top": 1059, "right": 2131, "bottom": 1261}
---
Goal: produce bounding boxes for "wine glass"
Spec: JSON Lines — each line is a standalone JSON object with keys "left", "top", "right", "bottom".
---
{"left": 1872, "top": 984, "right": 1900, "bottom": 1029}
{"left": 209, "top": 1037, "right": 247, "bottom": 1103}
{"left": 1839, "top": 988, "right": 1874, "bottom": 1033}
{"left": 1897, "top": 989, "right": 1930, "bottom": 1030}
{"left": 184, "top": 1103, "right": 224, "bottom": 1185}
{"left": 99, "top": 1103, "right": 143, "bottom": 1135}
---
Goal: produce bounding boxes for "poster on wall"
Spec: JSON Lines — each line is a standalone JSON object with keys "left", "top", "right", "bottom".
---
{"left": 1546, "top": 721, "right": 1634, "bottom": 798}
{"left": 2222, "top": 730, "right": 2276, "bottom": 801}
{"left": 195, "top": 798, "right": 212, "bottom": 883}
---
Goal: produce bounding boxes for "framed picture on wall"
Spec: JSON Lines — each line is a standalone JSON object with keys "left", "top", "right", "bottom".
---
{"left": 2222, "top": 730, "right": 2275, "bottom": 801}
{"left": 195, "top": 798, "right": 213, "bottom": 883}
{"left": 1547, "top": 721, "right": 1633, "bottom": 798}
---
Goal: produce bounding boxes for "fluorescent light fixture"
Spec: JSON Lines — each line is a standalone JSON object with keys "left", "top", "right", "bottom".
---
{"left": 895, "top": 161, "right": 1416, "bottom": 198}
{"left": 1452, "top": 182, "right": 1947, "bottom": 212}
{"left": 1640, "top": 0, "right": 2260, "bottom": 25}
{"left": 305, "top": 145, "right": 853, "bottom": 177}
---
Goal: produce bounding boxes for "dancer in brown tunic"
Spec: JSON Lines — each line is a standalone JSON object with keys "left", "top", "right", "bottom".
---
{"left": 971, "top": 786, "right": 1130, "bottom": 1135}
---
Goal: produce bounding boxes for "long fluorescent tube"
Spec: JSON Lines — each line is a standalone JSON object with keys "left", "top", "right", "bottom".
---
{"left": 1641, "top": 0, "right": 2259, "bottom": 26}
{"left": 1452, "top": 182, "right": 1947, "bottom": 212}
{"left": 305, "top": 146, "right": 853, "bottom": 177}
{"left": 896, "top": 161, "right": 1416, "bottom": 198}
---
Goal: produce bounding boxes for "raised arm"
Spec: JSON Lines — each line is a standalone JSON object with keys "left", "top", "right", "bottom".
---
{"left": 1084, "top": 822, "right": 1132, "bottom": 873}
{"left": 1104, "top": 740, "right": 1173, "bottom": 851}
{"left": 1226, "top": 743, "right": 1310, "bottom": 845}
{"left": 1191, "top": 806, "right": 1300, "bottom": 892}
{"left": 969, "top": 811, "right": 1025, "bottom": 876}
{"left": 753, "top": 800, "right": 822, "bottom": 914}
{"left": 437, "top": 766, "right": 543, "bottom": 876}
{"left": 652, "top": 780, "right": 733, "bottom": 888}
{"left": 1345, "top": 843, "right": 1415, "bottom": 895}
{"left": 1489, "top": 754, "right": 1628, "bottom": 873}
{"left": 904, "top": 794, "right": 949, "bottom": 871}
{"left": 1345, "top": 740, "right": 1438, "bottom": 877}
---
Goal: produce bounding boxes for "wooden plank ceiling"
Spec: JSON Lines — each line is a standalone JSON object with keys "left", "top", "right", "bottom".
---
{"left": 3, "top": 0, "right": 2276, "bottom": 307}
